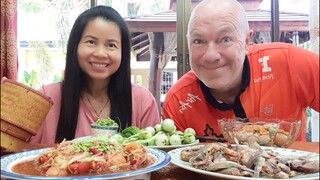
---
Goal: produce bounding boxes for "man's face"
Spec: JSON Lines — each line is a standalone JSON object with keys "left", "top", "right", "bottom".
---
{"left": 187, "top": 8, "right": 250, "bottom": 92}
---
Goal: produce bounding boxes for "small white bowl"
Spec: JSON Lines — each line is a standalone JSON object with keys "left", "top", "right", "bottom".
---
{"left": 91, "top": 124, "right": 118, "bottom": 138}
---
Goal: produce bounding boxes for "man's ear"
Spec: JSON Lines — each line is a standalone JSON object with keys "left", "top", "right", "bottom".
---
{"left": 246, "top": 30, "right": 253, "bottom": 45}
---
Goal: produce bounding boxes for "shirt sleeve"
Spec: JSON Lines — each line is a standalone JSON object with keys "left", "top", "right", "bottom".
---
{"left": 131, "top": 85, "right": 161, "bottom": 128}
{"left": 28, "top": 85, "right": 47, "bottom": 144}
{"left": 161, "top": 92, "right": 187, "bottom": 132}
{"left": 29, "top": 83, "right": 61, "bottom": 144}
{"left": 289, "top": 45, "right": 319, "bottom": 112}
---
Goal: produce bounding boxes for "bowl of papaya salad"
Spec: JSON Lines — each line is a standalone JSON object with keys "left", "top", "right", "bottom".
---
{"left": 91, "top": 118, "right": 119, "bottom": 138}
{"left": 1, "top": 137, "right": 171, "bottom": 179}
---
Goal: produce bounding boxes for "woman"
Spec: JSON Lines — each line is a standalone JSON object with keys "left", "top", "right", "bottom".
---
{"left": 30, "top": 6, "right": 160, "bottom": 144}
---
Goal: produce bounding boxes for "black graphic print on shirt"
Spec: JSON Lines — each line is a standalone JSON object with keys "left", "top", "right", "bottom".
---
{"left": 203, "top": 124, "right": 225, "bottom": 142}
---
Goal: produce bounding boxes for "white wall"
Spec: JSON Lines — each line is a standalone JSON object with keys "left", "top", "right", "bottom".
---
{"left": 310, "top": 109, "right": 319, "bottom": 142}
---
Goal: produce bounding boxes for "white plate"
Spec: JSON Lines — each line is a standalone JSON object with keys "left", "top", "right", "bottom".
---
{"left": 1, "top": 147, "right": 171, "bottom": 180}
{"left": 73, "top": 136, "right": 199, "bottom": 150}
{"left": 168, "top": 145, "right": 320, "bottom": 180}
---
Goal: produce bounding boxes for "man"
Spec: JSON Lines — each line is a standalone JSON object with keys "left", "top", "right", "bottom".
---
{"left": 162, "top": 0, "right": 319, "bottom": 141}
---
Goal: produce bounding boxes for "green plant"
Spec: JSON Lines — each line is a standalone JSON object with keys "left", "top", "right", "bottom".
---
{"left": 20, "top": 70, "right": 62, "bottom": 88}
{"left": 29, "top": 41, "right": 54, "bottom": 83}
{"left": 20, "top": 70, "right": 38, "bottom": 88}
{"left": 53, "top": 74, "right": 62, "bottom": 82}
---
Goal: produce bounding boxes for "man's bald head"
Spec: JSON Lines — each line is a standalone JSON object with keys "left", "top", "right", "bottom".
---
{"left": 188, "top": 0, "right": 250, "bottom": 39}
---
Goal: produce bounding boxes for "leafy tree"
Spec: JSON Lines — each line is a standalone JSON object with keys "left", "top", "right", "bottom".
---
{"left": 29, "top": 41, "right": 54, "bottom": 87}
{"left": 49, "top": 0, "right": 89, "bottom": 53}
{"left": 18, "top": 0, "right": 44, "bottom": 13}
{"left": 104, "top": 0, "right": 112, "bottom": 6}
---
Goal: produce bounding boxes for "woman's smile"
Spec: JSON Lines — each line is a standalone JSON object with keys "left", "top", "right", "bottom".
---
{"left": 90, "top": 62, "right": 109, "bottom": 68}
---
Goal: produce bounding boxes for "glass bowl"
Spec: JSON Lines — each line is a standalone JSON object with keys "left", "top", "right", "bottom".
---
{"left": 217, "top": 118, "right": 302, "bottom": 148}
{"left": 91, "top": 124, "right": 118, "bottom": 138}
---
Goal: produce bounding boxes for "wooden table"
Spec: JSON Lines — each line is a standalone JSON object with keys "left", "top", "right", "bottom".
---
{"left": 1, "top": 141, "right": 319, "bottom": 180}
{"left": 150, "top": 141, "right": 319, "bottom": 180}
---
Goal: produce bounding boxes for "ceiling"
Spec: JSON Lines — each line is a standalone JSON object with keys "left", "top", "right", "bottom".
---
{"left": 126, "top": 10, "right": 309, "bottom": 32}
{"left": 125, "top": 6, "right": 309, "bottom": 61}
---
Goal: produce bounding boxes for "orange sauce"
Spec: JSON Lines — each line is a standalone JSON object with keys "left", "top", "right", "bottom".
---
{"left": 12, "top": 155, "right": 156, "bottom": 177}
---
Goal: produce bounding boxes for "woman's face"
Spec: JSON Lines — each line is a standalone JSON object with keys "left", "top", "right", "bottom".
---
{"left": 77, "top": 18, "right": 122, "bottom": 81}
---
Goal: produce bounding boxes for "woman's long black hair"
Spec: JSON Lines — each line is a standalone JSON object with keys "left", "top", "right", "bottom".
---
{"left": 55, "top": 6, "right": 132, "bottom": 142}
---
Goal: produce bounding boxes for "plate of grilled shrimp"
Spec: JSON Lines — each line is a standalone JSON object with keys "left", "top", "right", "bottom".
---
{"left": 168, "top": 142, "right": 319, "bottom": 179}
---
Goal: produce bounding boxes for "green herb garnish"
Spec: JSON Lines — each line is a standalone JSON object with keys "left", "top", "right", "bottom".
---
{"left": 95, "top": 118, "right": 119, "bottom": 127}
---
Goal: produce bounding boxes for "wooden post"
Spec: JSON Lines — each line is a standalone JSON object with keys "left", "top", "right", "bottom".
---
{"left": 148, "top": 32, "right": 164, "bottom": 113}
{"left": 176, "top": 0, "right": 191, "bottom": 78}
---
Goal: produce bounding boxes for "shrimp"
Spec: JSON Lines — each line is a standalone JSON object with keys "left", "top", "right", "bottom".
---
{"left": 123, "top": 142, "right": 148, "bottom": 169}
{"left": 45, "top": 164, "right": 69, "bottom": 176}
{"left": 106, "top": 152, "right": 127, "bottom": 171}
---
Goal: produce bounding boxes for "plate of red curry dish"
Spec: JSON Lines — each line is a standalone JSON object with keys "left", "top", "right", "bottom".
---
{"left": 1, "top": 137, "right": 171, "bottom": 179}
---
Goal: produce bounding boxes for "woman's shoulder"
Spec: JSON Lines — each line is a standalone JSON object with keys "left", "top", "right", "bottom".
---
{"left": 131, "top": 84, "right": 154, "bottom": 99}
{"left": 39, "top": 82, "right": 62, "bottom": 96}
{"left": 131, "top": 84, "right": 151, "bottom": 95}
{"left": 131, "top": 83, "right": 149, "bottom": 93}
{"left": 42, "top": 82, "right": 61, "bottom": 88}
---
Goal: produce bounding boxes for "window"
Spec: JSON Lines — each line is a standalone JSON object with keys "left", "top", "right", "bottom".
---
{"left": 17, "top": 0, "right": 90, "bottom": 88}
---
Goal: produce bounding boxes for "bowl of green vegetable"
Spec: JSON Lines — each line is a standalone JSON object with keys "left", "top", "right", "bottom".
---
{"left": 109, "top": 119, "right": 199, "bottom": 152}
{"left": 91, "top": 118, "right": 119, "bottom": 138}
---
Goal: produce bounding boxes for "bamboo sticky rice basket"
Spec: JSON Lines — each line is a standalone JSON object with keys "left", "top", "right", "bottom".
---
{"left": 1, "top": 79, "right": 53, "bottom": 152}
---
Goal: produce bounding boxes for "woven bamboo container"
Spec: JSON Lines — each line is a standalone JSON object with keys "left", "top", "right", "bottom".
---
{"left": 1, "top": 79, "right": 53, "bottom": 152}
